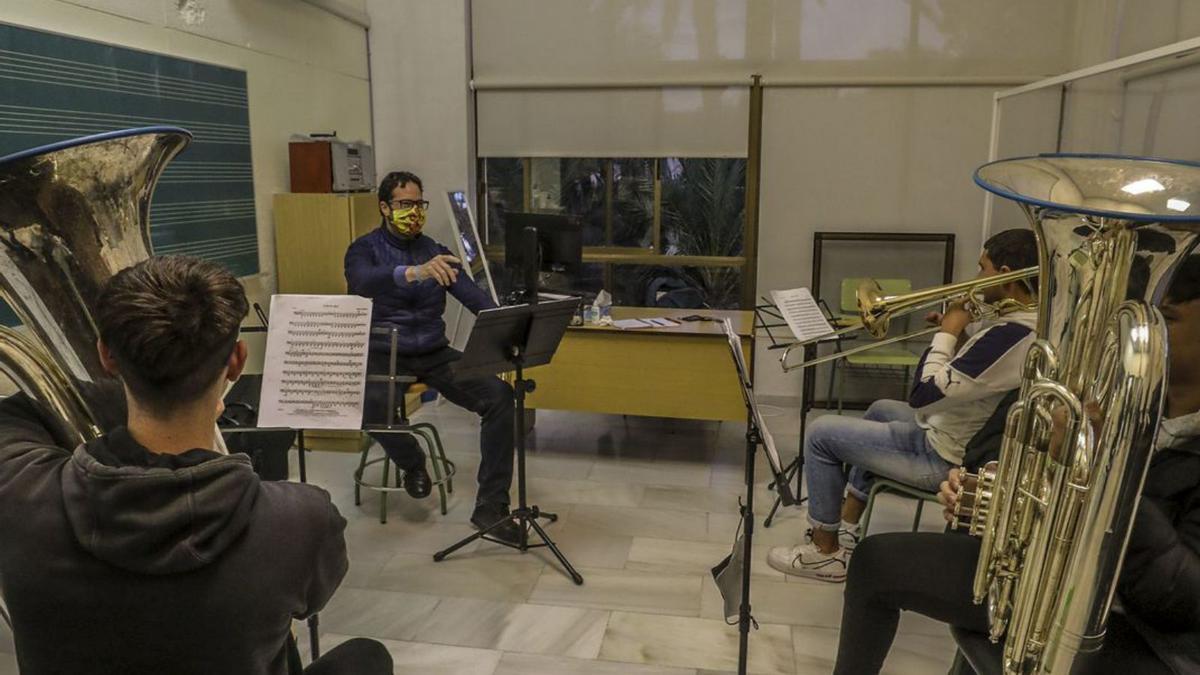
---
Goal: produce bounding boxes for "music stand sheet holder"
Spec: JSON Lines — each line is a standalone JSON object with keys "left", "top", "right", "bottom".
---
{"left": 433, "top": 298, "right": 584, "bottom": 585}
{"left": 715, "top": 316, "right": 799, "bottom": 675}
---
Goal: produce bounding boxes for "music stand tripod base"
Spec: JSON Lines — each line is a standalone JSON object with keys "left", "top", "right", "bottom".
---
{"left": 431, "top": 300, "right": 584, "bottom": 586}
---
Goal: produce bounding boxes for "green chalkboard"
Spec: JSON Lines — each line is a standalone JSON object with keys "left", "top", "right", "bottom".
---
{"left": 0, "top": 22, "right": 258, "bottom": 278}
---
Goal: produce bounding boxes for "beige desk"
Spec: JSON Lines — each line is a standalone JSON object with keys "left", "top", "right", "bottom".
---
{"left": 524, "top": 307, "right": 753, "bottom": 422}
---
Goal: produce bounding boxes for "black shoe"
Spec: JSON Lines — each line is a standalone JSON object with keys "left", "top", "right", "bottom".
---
{"left": 401, "top": 464, "right": 432, "bottom": 499}
{"left": 471, "top": 503, "right": 523, "bottom": 545}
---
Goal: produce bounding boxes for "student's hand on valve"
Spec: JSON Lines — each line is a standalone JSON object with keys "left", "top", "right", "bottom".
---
{"left": 939, "top": 467, "right": 963, "bottom": 523}
{"left": 407, "top": 254, "right": 461, "bottom": 286}
{"left": 1047, "top": 400, "right": 1104, "bottom": 462}
{"left": 939, "top": 300, "right": 972, "bottom": 338}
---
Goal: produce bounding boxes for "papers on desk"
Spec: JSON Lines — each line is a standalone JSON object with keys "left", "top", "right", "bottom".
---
{"left": 770, "top": 287, "right": 834, "bottom": 341}
{"left": 613, "top": 317, "right": 680, "bottom": 330}
{"left": 258, "top": 294, "right": 372, "bottom": 430}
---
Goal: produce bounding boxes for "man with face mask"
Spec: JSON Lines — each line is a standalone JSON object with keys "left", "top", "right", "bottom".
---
{"left": 344, "top": 171, "right": 518, "bottom": 543}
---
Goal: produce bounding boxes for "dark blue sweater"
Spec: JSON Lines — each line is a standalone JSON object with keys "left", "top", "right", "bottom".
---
{"left": 344, "top": 226, "right": 495, "bottom": 356}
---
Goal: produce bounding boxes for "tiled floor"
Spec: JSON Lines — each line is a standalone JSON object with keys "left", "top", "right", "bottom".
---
{"left": 0, "top": 405, "right": 957, "bottom": 674}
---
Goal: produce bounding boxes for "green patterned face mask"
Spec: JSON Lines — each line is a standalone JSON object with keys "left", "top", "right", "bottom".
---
{"left": 389, "top": 205, "right": 426, "bottom": 238}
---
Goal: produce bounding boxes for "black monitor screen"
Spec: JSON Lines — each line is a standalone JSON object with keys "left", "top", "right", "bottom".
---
{"left": 504, "top": 212, "right": 583, "bottom": 273}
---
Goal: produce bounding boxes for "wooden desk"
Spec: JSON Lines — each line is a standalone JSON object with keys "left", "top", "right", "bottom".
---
{"left": 524, "top": 307, "right": 753, "bottom": 422}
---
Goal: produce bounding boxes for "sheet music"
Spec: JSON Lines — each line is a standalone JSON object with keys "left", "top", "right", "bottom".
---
{"left": 258, "top": 294, "right": 372, "bottom": 430}
{"left": 770, "top": 287, "right": 835, "bottom": 341}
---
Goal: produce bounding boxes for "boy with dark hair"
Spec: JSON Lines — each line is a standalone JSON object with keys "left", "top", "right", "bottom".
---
{"left": 346, "top": 170, "right": 520, "bottom": 543}
{"left": 767, "top": 229, "right": 1039, "bottom": 582}
{"left": 0, "top": 256, "right": 390, "bottom": 675}
{"left": 834, "top": 254, "right": 1200, "bottom": 675}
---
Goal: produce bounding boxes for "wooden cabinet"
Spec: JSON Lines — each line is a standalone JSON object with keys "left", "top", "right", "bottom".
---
{"left": 271, "top": 192, "right": 423, "bottom": 451}
{"left": 273, "top": 192, "right": 380, "bottom": 294}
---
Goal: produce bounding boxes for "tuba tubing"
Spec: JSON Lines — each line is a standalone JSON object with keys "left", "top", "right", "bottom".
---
{"left": 963, "top": 154, "right": 1200, "bottom": 674}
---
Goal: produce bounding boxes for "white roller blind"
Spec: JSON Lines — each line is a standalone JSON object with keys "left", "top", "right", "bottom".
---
{"left": 472, "top": 0, "right": 1077, "bottom": 158}
{"left": 471, "top": 0, "right": 1076, "bottom": 83}
{"left": 476, "top": 88, "right": 748, "bottom": 157}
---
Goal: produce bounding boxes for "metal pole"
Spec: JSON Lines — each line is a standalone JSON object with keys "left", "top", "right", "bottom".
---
{"left": 741, "top": 74, "right": 764, "bottom": 310}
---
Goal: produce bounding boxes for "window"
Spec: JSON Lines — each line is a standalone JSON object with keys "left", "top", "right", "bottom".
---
{"left": 479, "top": 156, "right": 750, "bottom": 309}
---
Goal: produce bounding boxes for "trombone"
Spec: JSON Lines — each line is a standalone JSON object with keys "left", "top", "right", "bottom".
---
{"left": 779, "top": 267, "right": 1038, "bottom": 373}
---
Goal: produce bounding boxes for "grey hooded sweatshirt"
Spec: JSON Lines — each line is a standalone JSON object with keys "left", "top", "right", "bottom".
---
{"left": 0, "top": 392, "right": 348, "bottom": 675}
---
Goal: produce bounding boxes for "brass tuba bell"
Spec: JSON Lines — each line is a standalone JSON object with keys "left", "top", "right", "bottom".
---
{"left": 0, "top": 127, "right": 192, "bottom": 446}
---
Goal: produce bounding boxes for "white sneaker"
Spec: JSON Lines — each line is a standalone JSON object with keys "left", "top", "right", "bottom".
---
{"left": 840, "top": 524, "right": 861, "bottom": 552}
{"left": 803, "top": 525, "right": 860, "bottom": 552}
{"left": 766, "top": 542, "right": 848, "bottom": 583}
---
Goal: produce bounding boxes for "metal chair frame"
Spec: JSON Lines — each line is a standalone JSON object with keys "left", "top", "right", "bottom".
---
{"left": 353, "top": 327, "right": 456, "bottom": 523}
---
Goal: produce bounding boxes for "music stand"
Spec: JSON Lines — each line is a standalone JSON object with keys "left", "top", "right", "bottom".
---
{"left": 714, "top": 319, "right": 796, "bottom": 675}
{"left": 433, "top": 298, "right": 584, "bottom": 585}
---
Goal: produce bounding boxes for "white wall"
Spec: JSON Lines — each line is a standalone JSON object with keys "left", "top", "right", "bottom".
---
{"left": 366, "top": 0, "right": 472, "bottom": 246}
{"left": 1071, "top": 0, "right": 1200, "bottom": 69}
{"left": 1, "top": 0, "right": 373, "bottom": 292}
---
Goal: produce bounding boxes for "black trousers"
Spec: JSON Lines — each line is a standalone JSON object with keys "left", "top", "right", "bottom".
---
{"left": 835, "top": 532, "right": 1171, "bottom": 675}
{"left": 289, "top": 637, "right": 392, "bottom": 675}
{"left": 363, "top": 347, "right": 515, "bottom": 507}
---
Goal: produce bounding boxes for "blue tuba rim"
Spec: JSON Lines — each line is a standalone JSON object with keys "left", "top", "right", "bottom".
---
{"left": 0, "top": 126, "right": 193, "bottom": 166}
{"left": 974, "top": 152, "right": 1200, "bottom": 223}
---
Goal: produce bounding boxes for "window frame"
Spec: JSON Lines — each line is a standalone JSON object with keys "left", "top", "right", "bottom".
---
{"left": 478, "top": 156, "right": 755, "bottom": 308}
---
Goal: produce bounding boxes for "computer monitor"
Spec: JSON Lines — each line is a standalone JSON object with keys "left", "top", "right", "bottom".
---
{"left": 503, "top": 212, "right": 583, "bottom": 274}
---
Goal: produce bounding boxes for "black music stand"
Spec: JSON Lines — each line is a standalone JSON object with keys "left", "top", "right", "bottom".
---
{"left": 432, "top": 298, "right": 584, "bottom": 585}
{"left": 711, "top": 319, "right": 796, "bottom": 675}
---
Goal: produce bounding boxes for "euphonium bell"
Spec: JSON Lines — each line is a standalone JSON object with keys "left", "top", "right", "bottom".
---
{"left": 0, "top": 127, "right": 191, "bottom": 445}
{"left": 958, "top": 154, "right": 1200, "bottom": 674}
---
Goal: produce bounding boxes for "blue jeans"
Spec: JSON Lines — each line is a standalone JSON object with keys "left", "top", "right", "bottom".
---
{"left": 803, "top": 399, "right": 954, "bottom": 531}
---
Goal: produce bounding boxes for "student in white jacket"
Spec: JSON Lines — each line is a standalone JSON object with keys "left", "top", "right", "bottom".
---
{"left": 767, "top": 229, "right": 1039, "bottom": 583}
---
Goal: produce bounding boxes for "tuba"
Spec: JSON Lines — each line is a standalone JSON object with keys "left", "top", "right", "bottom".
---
{"left": 0, "top": 127, "right": 192, "bottom": 446}
{"left": 957, "top": 154, "right": 1200, "bottom": 674}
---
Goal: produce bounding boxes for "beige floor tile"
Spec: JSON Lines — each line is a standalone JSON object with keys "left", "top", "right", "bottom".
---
{"left": 541, "top": 524, "right": 634, "bottom": 569}
{"left": 568, "top": 504, "right": 709, "bottom": 541}
{"left": 317, "top": 588, "right": 440, "bottom": 641}
{"left": 530, "top": 567, "right": 703, "bottom": 617}
{"left": 640, "top": 484, "right": 744, "bottom": 514}
{"left": 317, "top": 634, "right": 503, "bottom": 675}
{"left": 495, "top": 653, "right": 699, "bottom": 675}
{"left": 790, "top": 625, "right": 838, "bottom": 674}
{"left": 343, "top": 518, "right": 485, "bottom": 556}
{"left": 523, "top": 453, "right": 598, "bottom": 480}
{"left": 525, "top": 478, "right": 646, "bottom": 508}
{"left": 371, "top": 552, "right": 543, "bottom": 602}
{"left": 700, "top": 575, "right": 845, "bottom": 628}
{"left": 625, "top": 537, "right": 786, "bottom": 581}
{"left": 599, "top": 611, "right": 794, "bottom": 675}
{"left": 710, "top": 454, "right": 779, "bottom": 486}
{"left": 412, "top": 597, "right": 608, "bottom": 658}
{"left": 339, "top": 550, "right": 391, "bottom": 589}
{"left": 588, "top": 458, "right": 712, "bottom": 487}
